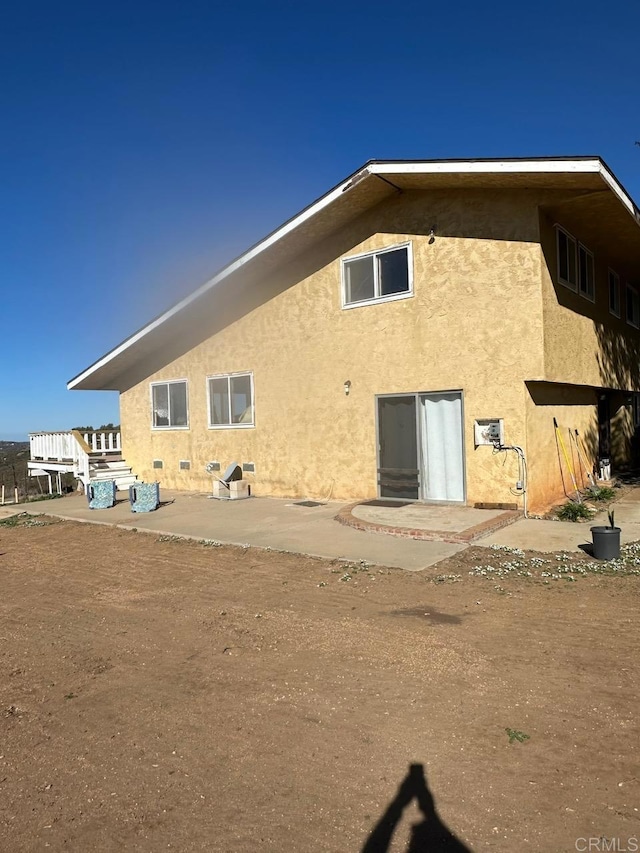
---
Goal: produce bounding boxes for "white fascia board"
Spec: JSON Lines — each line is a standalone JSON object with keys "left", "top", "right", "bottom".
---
{"left": 369, "top": 158, "right": 603, "bottom": 175}
{"left": 67, "top": 168, "right": 371, "bottom": 390}
{"left": 598, "top": 162, "right": 638, "bottom": 219}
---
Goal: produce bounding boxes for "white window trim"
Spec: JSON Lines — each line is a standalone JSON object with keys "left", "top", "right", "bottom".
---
{"left": 626, "top": 282, "right": 640, "bottom": 329}
{"left": 555, "top": 225, "right": 577, "bottom": 292}
{"left": 150, "top": 379, "right": 190, "bottom": 430}
{"left": 206, "top": 371, "right": 255, "bottom": 429}
{"left": 577, "top": 242, "right": 595, "bottom": 303}
{"left": 341, "top": 241, "right": 413, "bottom": 309}
{"left": 608, "top": 268, "right": 621, "bottom": 318}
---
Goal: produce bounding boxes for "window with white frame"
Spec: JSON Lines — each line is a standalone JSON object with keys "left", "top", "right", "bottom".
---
{"left": 577, "top": 243, "right": 595, "bottom": 301}
{"left": 609, "top": 269, "right": 621, "bottom": 317}
{"left": 556, "top": 226, "right": 577, "bottom": 290}
{"left": 556, "top": 226, "right": 595, "bottom": 301}
{"left": 208, "top": 372, "right": 254, "bottom": 428}
{"left": 342, "top": 243, "right": 412, "bottom": 307}
{"left": 151, "top": 380, "right": 188, "bottom": 428}
{"left": 626, "top": 283, "right": 639, "bottom": 329}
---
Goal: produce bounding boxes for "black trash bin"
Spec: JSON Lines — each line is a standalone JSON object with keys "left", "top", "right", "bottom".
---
{"left": 590, "top": 525, "right": 621, "bottom": 561}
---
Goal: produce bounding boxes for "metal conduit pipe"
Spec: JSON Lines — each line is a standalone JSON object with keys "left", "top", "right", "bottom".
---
{"left": 493, "top": 443, "right": 528, "bottom": 518}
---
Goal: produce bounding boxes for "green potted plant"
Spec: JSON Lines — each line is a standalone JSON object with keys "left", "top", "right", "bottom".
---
{"left": 591, "top": 509, "right": 621, "bottom": 561}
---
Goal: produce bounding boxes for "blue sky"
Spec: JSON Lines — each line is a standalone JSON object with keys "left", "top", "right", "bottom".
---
{"left": 1, "top": 0, "right": 639, "bottom": 440}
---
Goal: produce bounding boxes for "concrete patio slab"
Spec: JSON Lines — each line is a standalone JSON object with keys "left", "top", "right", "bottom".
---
{"left": 480, "top": 517, "right": 595, "bottom": 552}
{"left": 480, "top": 488, "right": 640, "bottom": 552}
{"left": 6, "top": 491, "right": 466, "bottom": 571}
{"left": 10, "top": 488, "right": 640, "bottom": 564}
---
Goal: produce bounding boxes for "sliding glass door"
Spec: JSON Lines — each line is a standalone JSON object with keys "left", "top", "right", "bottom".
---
{"left": 377, "top": 391, "right": 465, "bottom": 502}
{"left": 420, "top": 392, "right": 465, "bottom": 502}
{"left": 377, "top": 396, "right": 419, "bottom": 500}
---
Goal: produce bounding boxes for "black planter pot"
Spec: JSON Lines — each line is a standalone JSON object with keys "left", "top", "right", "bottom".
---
{"left": 590, "top": 526, "right": 621, "bottom": 561}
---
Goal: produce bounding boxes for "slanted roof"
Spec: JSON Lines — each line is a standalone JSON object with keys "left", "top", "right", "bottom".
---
{"left": 68, "top": 157, "right": 640, "bottom": 391}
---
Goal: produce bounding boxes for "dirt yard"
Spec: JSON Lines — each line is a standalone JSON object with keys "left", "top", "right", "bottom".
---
{"left": 1, "top": 516, "right": 639, "bottom": 852}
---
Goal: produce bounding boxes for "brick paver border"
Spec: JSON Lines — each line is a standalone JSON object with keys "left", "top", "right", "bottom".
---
{"left": 335, "top": 503, "right": 521, "bottom": 544}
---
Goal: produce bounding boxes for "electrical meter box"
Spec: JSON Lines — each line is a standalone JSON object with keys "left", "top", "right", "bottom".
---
{"left": 474, "top": 418, "right": 504, "bottom": 447}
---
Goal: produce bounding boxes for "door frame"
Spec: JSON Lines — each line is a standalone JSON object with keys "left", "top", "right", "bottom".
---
{"left": 375, "top": 389, "right": 467, "bottom": 503}
{"left": 597, "top": 392, "right": 611, "bottom": 464}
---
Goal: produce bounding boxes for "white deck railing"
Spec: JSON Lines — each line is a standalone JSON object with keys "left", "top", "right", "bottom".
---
{"left": 79, "top": 430, "right": 121, "bottom": 454}
{"left": 29, "top": 430, "right": 121, "bottom": 460}
{"left": 29, "top": 430, "right": 122, "bottom": 486}
{"left": 29, "top": 431, "right": 77, "bottom": 462}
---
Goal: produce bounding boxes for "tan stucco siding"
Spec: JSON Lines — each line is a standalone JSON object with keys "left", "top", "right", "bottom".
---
{"left": 120, "top": 190, "right": 545, "bottom": 506}
{"left": 521, "top": 206, "right": 640, "bottom": 510}
{"left": 539, "top": 212, "right": 640, "bottom": 391}
{"left": 524, "top": 383, "right": 598, "bottom": 512}
{"left": 524, "top": 382, "right": 638, "bottom": 512}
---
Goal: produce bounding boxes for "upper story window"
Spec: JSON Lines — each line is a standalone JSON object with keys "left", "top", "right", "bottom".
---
{"left": 556, "top": 226, "right": 577, "bottom": 290}
{"left": 609, "top": 269, "right": 621, "bottom": 317}
{"left": 341, "top": 243, "right": 412, "bottom": 308}
{"left": 626, "top": 283, "right": 639, "bottom": 329}
{"left": 556, "top": 226, "right": 594, "bottom": 301}
{"left": 151, "top": 380, "right": 189, "bottom": 429}
{"left": 577, "top": 244, "right": 595, "bottom": 301}
{"left": 208, "top": 372, "right": 254, "bottom": 428}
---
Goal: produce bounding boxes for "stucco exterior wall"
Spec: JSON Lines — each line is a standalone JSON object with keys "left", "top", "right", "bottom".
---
{"left": 524, "top": 383, "right": 637, "bottom": 512}
{"left": 524, "top": 383, "right": 598, "bottom": 512}
{"left": 518, "top": 209, "right": 640, "bottom": 510}
{"left": 539, "top": 211, "right": 640, "bottom": 392}
{"left": 120, "top": 189, "right": 546, "bottom": 506}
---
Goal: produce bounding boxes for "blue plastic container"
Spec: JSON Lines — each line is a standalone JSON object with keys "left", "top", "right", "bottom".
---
{"left": 86, "top": 480, "right": 117, "bottom": 509}
{"left": 129, "top": 481, "right": 160, "bottom": 512}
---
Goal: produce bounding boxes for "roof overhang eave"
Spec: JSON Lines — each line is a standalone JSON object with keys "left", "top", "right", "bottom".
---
{"left": 68, "top": 156, "right": 640, "bottom": 392}
{"left": 67, "top": 165, "right": 372, "bottom": 391}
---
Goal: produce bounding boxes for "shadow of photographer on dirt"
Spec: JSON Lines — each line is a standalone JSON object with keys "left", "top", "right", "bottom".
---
{"left": 361, "top": 763, "right": 471, "bottom": 853}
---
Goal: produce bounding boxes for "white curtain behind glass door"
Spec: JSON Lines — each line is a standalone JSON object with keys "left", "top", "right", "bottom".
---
{"left": 422, "top": 393, "right": 464, "bottom": 501}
